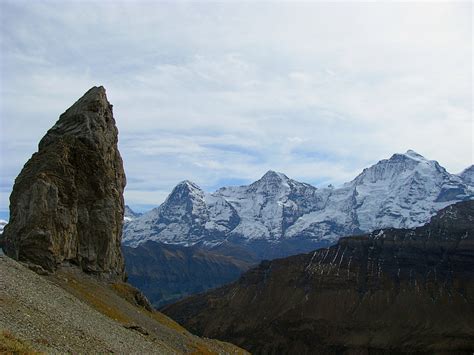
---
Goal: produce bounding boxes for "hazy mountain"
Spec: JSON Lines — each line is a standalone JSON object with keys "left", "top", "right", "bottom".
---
{"left": 123, "top": 241, "right": 255, "bottom": 308}
{"left": 124, "top": 205, "right": 142, "bottom": 223}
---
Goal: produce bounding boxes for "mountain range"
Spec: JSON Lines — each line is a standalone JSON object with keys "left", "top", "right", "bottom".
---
{"left": 123, "top": 150, "right": 473, "bottom": 259}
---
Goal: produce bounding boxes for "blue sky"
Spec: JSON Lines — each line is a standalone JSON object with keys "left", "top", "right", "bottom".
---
{"left": 0, "top": 1, "right": 472, "bottom": 217}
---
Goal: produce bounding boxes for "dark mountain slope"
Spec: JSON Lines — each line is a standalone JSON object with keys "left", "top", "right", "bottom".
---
{"left": 163, "top": 200, "right": 474, "bottom": 354}
{"left": 123, "top": 241, "right": 255, "bottom": 307}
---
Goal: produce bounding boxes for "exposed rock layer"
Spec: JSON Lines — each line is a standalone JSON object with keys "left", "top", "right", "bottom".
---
{"left": 3, "top": 86, "right": 126, "bottom": 280}
{"left": 163, "top": 200, "right": 474, "bottom": 354}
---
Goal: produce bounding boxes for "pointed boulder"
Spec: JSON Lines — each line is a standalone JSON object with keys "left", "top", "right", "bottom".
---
{"left": 3, "top": 86, "right": 126, "bottom": 280}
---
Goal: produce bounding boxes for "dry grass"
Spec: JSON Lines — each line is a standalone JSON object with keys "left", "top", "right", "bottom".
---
{"left": 188, "top": 343, "right": 217, "bottom": 355}
{"left": 111, "top": 282, "right": 137, "bottom": 302}
{"left": 60, "top": 276, "right": 131, "bottom": 324}
{"left": 148, "top": 310, "right": 188, "bottom": 333}
{"left": 111, "top": 282, "right": 188, "bottom": 333}
{"left": 0, "top": 330, "right": 42, "bottom": 354}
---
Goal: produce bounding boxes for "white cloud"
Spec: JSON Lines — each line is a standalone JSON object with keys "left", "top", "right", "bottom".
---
{"left": 0, "top": 0, "right": 471, "bottom": 213}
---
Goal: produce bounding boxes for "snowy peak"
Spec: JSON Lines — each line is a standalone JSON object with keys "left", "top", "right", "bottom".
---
{"left": 0, "top": 219, "right": 7, "bottom": 235}
{"left": 260, "top": 170, "right": 289, "bottom": 182}
{"left": 160, "top": 180, "right": 206, "bottom": 220}
{"left": 160, "top": 180, "right": 206, "bottom": 215}
{"left": 249, "top": 170, "right": 291, "bottom": 192}
{"left": 125, "top": 205, "right": 141, "bottom": 218}
{"left": 352, "top": 150, "right": 441, "bottom": 186}
{"left": 170, "top": 180, "right": 204, "bottom": 199}
{"left": 124, "top": 205, "right": 141, "bottom": 224}
{"left": 403, "top": 149, "right": 427, "bottom": 161}
{"left": 459, "top": 165, "right": 474, "bottom": 186}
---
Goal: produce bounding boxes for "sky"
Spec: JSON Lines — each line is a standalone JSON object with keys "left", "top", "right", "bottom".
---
{"left": 0, "top": 1, "right": 472, "bottom": 218}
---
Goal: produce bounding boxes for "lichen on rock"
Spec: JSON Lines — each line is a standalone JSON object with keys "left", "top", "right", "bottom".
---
{"left": 3, "top": 86, "right": 126, "bottom": 280}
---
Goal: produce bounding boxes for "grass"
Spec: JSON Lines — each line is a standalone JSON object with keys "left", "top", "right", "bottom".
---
{"left": 188, "top": 342, "right": 217, "bottom": 355}
{"left": 148, "top": 310, "right": 188, "bottom": 333}
{"left": 111, "top": 282, "right": 137, "bottom": 302}
{"left": 61, "top": 276, "right": 132, "bottom": 324}
{"left": 0, "top": 330, "right": 42, "bottom": 354}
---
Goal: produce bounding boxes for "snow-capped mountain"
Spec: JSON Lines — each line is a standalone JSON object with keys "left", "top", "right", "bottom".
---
{"left": 122, "top": 181, "right": 239, "bottom": 247}
{"left": 124, "top": 205, "right": 141, "bottom": 223}
{"left": 348, "top": 150, "right": 470, "bottom": 229}
{"left": 0, "top": 220, "right": 7, "bottom": 234}
{"left": 123, "top": 150, "right": 473, "bottom": 250}
{"left": 459, "top": 165, "right": 474, "bottom": 187}
{"left": 215, "top": 171, "right": 327, "bottom": 240}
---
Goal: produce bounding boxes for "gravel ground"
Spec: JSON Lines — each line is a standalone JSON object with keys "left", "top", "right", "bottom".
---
{"left": 0, "top": 255, "right": 246, "bottom": 354}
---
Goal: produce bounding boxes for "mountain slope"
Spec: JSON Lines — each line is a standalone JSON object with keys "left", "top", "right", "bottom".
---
{"left": 0, "top": 254, "right": 247, "bottom": 354}
{"left": 163, "top": 200, "right": 474, "bottom": 354}
{"left": 123, "top": 241, "right": 255, "bottom": 308}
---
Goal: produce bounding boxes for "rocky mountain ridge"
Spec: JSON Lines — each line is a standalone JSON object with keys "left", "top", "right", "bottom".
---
{"left": 123, "top": 150, "right": 473, "bottom": 256}
{"left": 163, "top": 200, "right": 474, "bottom": 354}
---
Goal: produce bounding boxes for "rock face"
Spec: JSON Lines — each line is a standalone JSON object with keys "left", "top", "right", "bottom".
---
{"left": 163, "top": 200, "right": 474, "bottom": 354}
{"left": 3, "top": 86, "right": 126, "bottom": 280}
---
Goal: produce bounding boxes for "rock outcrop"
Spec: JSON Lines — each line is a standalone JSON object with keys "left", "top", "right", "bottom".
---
{"left": 163, "top": 200, "right": 474, "bottom": 354}
{"left": 3, "top": 86, "right": 126, "bottom": 280}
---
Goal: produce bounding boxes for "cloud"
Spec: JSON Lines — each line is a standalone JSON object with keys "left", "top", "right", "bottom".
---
{"left": 0, "top": 1, "right": 471, "bottom": 214}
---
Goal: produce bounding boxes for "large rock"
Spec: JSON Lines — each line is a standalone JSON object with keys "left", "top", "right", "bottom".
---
{"left": 3, "top": 86, "right": 126, "bottom": 280}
